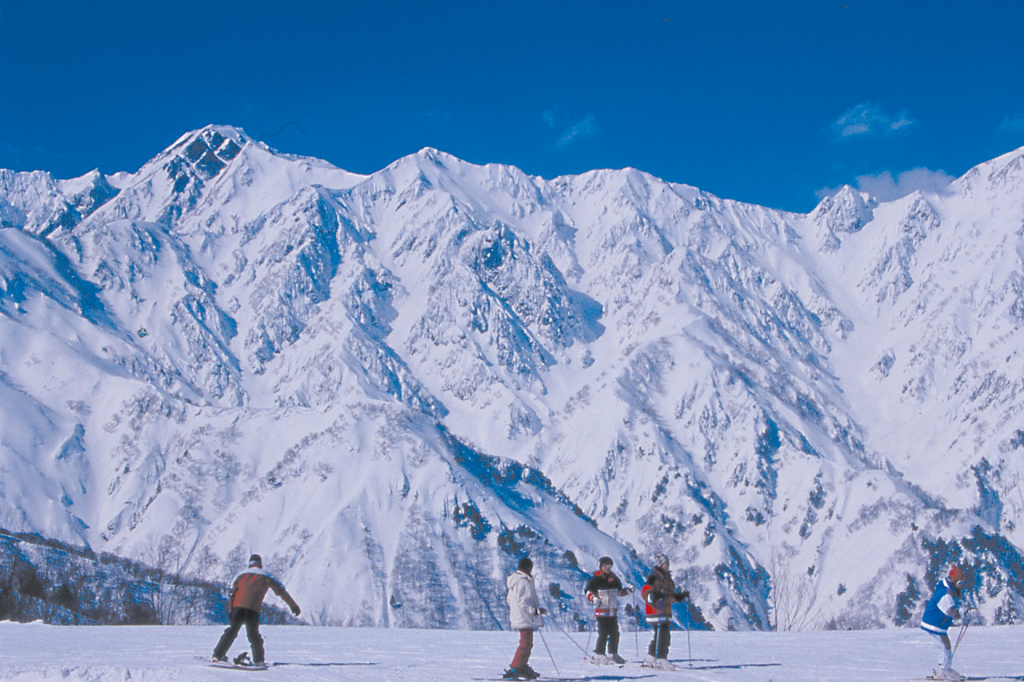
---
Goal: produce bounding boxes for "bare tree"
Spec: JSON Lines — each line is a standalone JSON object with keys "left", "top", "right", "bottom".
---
{"left": 136, "top": 534, "right": 188, "bottom": 624}
{"left": 767, "top": 545, "right": 820, "bottom": 631}
{"left": 180, "top": 544, "right": 220, "bottom": 624}
{"left": 40, "top": 547, "right": 72, "bottom": 624}
{"left": 0, "top": 539, "right": 22, "bottom": 621}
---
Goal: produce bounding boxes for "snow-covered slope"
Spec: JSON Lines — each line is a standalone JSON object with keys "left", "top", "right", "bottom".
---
{"left": 1, "top": 125, "right": 1023, "bottom": 630}
{"left": 3, "top": 620, "right": 1024, "bottom": 682}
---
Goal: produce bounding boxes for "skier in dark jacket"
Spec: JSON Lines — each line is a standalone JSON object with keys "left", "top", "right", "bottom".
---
{"left": 640, "top": 553, "right": 688, "bottom": 670}
{"left": 211, "top": 554, "right": 301, "bottom": 667}
{"left": 920, "top": 565, "right": 967, "bottom": 682}
{"left": 584, "top": 556, "right": 632, "bottom": 664}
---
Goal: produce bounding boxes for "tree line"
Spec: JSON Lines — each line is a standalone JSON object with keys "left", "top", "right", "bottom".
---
{"left": 0, "top": 529, "right": 293, "bottom": 626}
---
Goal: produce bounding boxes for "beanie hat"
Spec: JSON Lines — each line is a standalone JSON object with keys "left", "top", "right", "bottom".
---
{"left": 654, "top": 553, "right": 669, "bottom": 567}
{"left": 518, "top": 557, "right": 534, "bottom": 574}
{"left": 598, "top": 556, "right": 614, "bottom": 568}
{"left": 249, "top": 554, "right": 262, "bottom": 567}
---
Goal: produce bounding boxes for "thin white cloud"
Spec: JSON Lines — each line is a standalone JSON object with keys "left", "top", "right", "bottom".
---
{"left": 856, "top": 168, "right": 954, "bottom": 200}
{"left": 832, "top": 103, "right": 916, "bottom": 138}
{"left": 556, "top": 115, "right": 598, "bottom": 147}
{"left": 816, "top": 167, "right": 954, "bottom": 202}
{"left": 998, "top": 114, "right": 1024, "bottom": 133}
{"left": 542, "top": 110, "right": 557, "bottom": 129}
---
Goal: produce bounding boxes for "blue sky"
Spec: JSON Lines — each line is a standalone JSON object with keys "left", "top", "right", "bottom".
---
{"left": 1, "top": 1, "right": 1023, "bottom": 212}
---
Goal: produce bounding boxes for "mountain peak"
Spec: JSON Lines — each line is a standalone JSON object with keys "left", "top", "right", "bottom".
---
{"left": 416, "top": 146, "right": 446, "bottom": 159}
{"left": 163, "top": 126, "right": 249, "bottom": 180}
{"left": 168, "top": 125, "right": 251, "bottom": 150}
{"left": 809, "top": 185, "right": 876, "bottom": 252}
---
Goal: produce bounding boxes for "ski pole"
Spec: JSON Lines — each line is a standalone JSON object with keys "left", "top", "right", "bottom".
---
{"left": 546, "top": 610, "right": 592, "bottom": 657}
{"left": 652, "top": 599, "right": 662, "bottom": 660}
{"left": 538, "top": 621, "right": 561, "bottom": 678}
{"left": 683, "top": 594, "right": 692, "bottom": 668}
{"left": 631, "top": 589, "right": 639, "bottom": 660}
{"left": 950, "top": 607, "right": 973, "bottom": 663}
{"left": 953, "top": 606, "right": 974, "bottom": 655}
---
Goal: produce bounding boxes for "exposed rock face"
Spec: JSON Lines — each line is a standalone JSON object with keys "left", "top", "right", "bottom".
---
{"left": 1, "top": 126, "right": 1023, "bottom": 630}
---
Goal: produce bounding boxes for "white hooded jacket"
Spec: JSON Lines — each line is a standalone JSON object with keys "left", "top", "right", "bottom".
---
{"left": 506, "top": 570, "right": 543, "bottom": 630}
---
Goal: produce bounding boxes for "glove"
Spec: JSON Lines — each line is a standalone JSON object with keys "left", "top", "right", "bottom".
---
{"left": 648, "top": 591, "right": 663, "bottom": 603}
{"left": 675, "top": 590, "right": 689, "bottom": 603}
{"left": 291, "top": 605, "right": 301, "bottom": 616}
{"left": 538, "top": 607, "right": 548, "bottom": 615}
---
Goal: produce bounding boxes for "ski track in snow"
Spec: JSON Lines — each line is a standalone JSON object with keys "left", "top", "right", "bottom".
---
{"left": 1, "top": 622, "right": 1022, "bottom": 682}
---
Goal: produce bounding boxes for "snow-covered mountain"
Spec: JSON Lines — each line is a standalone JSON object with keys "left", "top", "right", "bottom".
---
{"left": 2, "top": 125, "right": 1023, "bottom": 630}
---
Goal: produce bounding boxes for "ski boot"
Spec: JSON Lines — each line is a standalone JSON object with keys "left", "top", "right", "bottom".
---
{"left": 233, "top": 652, "right": 265, "bottom": 668}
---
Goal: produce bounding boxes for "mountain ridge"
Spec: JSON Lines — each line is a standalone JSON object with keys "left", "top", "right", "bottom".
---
{"left": 1, "top": 125, "right": 1023, "bottom": 630}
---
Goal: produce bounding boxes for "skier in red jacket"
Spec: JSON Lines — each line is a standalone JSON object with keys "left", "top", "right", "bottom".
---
{"left": 641, "top": 553, "right": 688, "bottom": 670}
{"left": 211, "top": 554, "right": 301, "bottom": 667}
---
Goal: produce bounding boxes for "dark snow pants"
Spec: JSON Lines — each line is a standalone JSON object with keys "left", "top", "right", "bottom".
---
{"left": 648, "top": 621, "right": 671, "bottom": 659}
{"left": 213, "top": 607, "right": 265, "bottom": 663}
{"left": 595, "top": 616, "right": 620, "bottom": 655}
{"left": 510, "top": 628, "right": 534, "bottom": 669}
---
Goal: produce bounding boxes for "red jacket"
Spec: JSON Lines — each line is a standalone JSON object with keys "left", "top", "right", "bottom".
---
{"left": 229, "top": 568, "right": 299, "bottom": 614}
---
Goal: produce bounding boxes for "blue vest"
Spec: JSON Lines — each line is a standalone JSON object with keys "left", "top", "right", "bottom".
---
{"left": 920, "top": 579, "right": 956, "bottom": 635}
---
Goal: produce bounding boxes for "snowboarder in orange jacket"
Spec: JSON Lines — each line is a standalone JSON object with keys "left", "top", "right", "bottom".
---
{"left": 211, "top": 554, "right": 300, "bottom": 667}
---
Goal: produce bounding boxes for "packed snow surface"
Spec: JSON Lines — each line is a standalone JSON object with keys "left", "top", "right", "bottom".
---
{"left": 1, "top": 620, "right": 1022, "bottom": 682}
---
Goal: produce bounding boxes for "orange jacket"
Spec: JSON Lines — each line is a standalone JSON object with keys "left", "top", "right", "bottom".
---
{"left": 229, "top": 569, "right": 299, "bottom": 614}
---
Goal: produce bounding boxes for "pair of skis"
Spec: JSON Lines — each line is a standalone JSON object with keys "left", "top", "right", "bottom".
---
{"left": 901, "top": 675, "right": 1024, "bottom": 681}
{"left": 897, "top": 671, "right": 1024, "bottom": 675}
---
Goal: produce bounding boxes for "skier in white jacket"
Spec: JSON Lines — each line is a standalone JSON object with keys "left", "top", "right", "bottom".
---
{"left": 504, "top": 557, "right": 547, "bottom": 680}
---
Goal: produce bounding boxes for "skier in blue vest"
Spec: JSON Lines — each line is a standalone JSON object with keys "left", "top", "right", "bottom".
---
{"left": 920, "top": 565, "right": 966, "bottom": 682}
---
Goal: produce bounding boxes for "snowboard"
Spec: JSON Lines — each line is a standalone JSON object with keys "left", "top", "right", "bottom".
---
{"left": 196, "top": 656, "right": 269, "bottom": 671}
